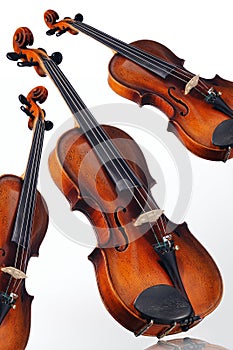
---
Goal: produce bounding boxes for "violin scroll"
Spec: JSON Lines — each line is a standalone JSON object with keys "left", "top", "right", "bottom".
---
{"left": 44, "top": 9, "right": 60, "bottom": 26}
{"left": 7, "top": 27, "right": 48, "bottom": 77}
{"left": 13, "top": 27, "right": 34, "bottom": 51}
{"left": 7, "top": 27, "right": 63, "bottom": 78}
{"left": 19, "top": 86, "right": 53, "bottom": 131}
{"left": 29, "top": 85, "right": 48, "bottom": 104}
{"left": 44, "top": 9, "right": 81, "bottom": 36}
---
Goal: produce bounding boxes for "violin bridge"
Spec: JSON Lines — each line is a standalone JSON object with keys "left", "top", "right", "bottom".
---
{"left": 184, "top": 74, "right": 200, "bottom": 95}
{"left": 134, "top": 209, "right": 164, "bottom": 226}
{"left": 1, "top": 267, "right": 27, "bottom": 279}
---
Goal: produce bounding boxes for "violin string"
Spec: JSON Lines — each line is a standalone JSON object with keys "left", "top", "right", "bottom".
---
{"left": 5, "top": 121, "right": 41, "bottom": 294}
{"left": 73, "top": 20, "right": 210, "bottom": 93}
{"left": 44, "top": 60, "right": 166, "bottom": 242}
{"left": 13, "top": 119, "right": 45, "bottom": 294}
{"left": 15, "top": 120, "right": 43, "bottom": 263}
{"left": 77, "top": 20, "right": 209, "bottom": 94}
{"left": 14, "top": 120, "right": 44, "bottom": 292}
{"left": 44, "top": 60, "right": 167, "bottom": 240}
{"left": 44, "top": 59, "right": 167, "bottom": 242}
{"left": 6, "top": 119, "right": 45, "bottom": 295}
{"left": 71, "top": 21, "right": 210, "bottom": 96}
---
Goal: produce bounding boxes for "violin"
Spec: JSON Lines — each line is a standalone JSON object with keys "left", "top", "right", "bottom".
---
{"left": 0, "top": 86, "right": 52, "bottom": 349}
{"left": 7, "top": 27, "right": 223, "bottom": 338}
{"left": 44, "top": 9, "right": 233, "bottom": 162}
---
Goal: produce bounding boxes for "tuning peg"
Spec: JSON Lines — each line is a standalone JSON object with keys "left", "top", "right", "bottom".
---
{"left": 20, "top": 105, "right": 34, "bottom": 118}
{"left": 18, "top": 94, "right": 31, "bottom": 107}
{"left": 17, "top": 60, "right": 38, "bottom": 67}
{"left": 6, "top": 52, "right": 26, "bottom": 61}
{"left": 46, "top": 27, "right": 59, "bottom": 36}
{"left": 37, "top": 48, "right": 47, "bottom": 54}
{"left": 45, "top": 120, "right": 53, "bottom": 131}
{"left": 74, "top": 13, "right": 84, "bottom": 22}
{"left": 50, "top": 52, "right": 63, "bottom": 65}
{"left": 56, "top": 28, "right": 69, "bottom": 37}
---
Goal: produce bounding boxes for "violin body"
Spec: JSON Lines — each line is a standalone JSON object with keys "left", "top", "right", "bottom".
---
{"left": 49, "top": 124, "right": 223, "bottom": 337}
{"left": 43, "top": 11, "right": 233, "bottom": 161}
{"left": 108, "top": 39, "right": 233, "bottom": 161}
{"left": 0, "top": 174, "right": 48, "bottom": 349}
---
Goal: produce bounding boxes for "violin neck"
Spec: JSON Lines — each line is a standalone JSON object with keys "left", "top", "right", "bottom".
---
{"left": 43, "top": 59, "right": 142, "bottom": 191}
{"left": 70, "top": 20, "right": 175, "bottom": 79}
{"left": 43, "top": 58, "right": 99, "bottom": 130}
{"left": 11, "top": 117, "right": 45, "bottom": 248}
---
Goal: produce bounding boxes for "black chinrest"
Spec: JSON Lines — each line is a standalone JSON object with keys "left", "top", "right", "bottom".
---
{"left": 134, "top": 284, "right": 193, "bottom": 325}
{"left": 0, "top": 294, "right": 12, "bottom": 325}
{"left": 212, "top": 119, "right": 233, "bottom": 148}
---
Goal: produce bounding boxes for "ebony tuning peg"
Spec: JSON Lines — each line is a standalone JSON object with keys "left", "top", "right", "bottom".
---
{"left": 20, "top": 106, "right": 53, "bottom": 130}
{"left": 56, "top": 28, "right": 69, "bottom": 37}
{"left": 38, "top": 48, "right": 47, "bottom": 54}
{"left": 46, "top": 27, "right": 59, "bottom": 36}
{"left": 45, "top": 120, "right": 53, "bottom": 131}
{"left": 6, "top": 52, "right": 26, "bottom": 61}
{"left": 50, "top": 52, "right": 63, "bottom": 65}
{"left": 74, "top": 13, "right": 84, "bottom": 22}
{"left": 20, "top": 105, "right": 34, "bottom": 118}
{"left": 18, "top": 94, "right": 31, "bottom": 107}
{"left": 17, "top": 60, "right": 38, "bottom": 67}
{"left": 40, "top": 110, "right": 53, "bottom": 131}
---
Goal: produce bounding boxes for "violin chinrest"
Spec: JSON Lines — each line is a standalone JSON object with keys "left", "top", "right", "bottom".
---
{"left": 212, "top": 119, "right": 233, "bottom": 148}
{"left": 0, "top": 295, "right": 12, "bottom": 325}
{"left": 134, "top": 284, "right": 193, "bottom": 325}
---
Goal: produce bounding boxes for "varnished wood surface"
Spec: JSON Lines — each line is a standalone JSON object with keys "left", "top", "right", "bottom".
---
{"left": 49, "top": 125, "right": 223, "bottom": 337}
{"left": 0, "top": 175, "right": 48, "bottom": 349}
{"left": 108, "top": 40, "right": 233, "bottom": 161}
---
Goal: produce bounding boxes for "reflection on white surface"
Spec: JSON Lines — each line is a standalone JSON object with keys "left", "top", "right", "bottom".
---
{"left": 145, "top": 337, "right": 229, "bottom": 350}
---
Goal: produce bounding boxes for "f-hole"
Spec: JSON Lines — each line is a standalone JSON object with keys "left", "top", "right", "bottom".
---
{"left": 168, "top": 87, "right": 189, "bottom": 116}
{"left": 114, "top": 206, "right": 129, "bottom": 252}
{"left": 0, "top": 248, "right": 6, "bottom": 257}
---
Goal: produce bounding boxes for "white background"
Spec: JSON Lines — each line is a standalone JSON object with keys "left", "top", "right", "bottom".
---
{"left": 0, "top": 1, "right": 232, "bottom": 349}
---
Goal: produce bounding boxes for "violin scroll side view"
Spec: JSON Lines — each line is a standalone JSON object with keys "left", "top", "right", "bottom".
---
{"left": 0, "top": 86, "right": 52, "bottom": 349}
{"left": 44, "top": 9, "right": 233, "bottom": 162}
{"left": 7, "top": 27, "right": 223, "bottom": 339}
